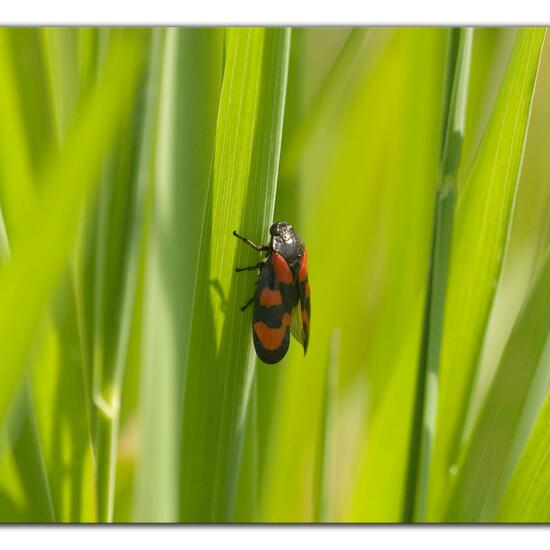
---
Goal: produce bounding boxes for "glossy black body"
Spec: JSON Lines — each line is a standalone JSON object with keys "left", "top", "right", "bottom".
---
{"left": 234, "top": 221, "right": 310, "bottom": 364}
{"left": 269, "top": 221, "right": 305, "bottom": 273}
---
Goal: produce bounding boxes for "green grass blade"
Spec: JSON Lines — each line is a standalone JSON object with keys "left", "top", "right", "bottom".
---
{"left": 233, "top": 371, "right": 259, "bottom": 522}
{"left": 497, "top": 348, "right": 550, "bottom": 522}
{"left": 446, "top": 241, "right": 550, "bottom": 521}
{"left": 263, "top": 29, "right": 446, "bottom": 522}
{"left": 105, "top": 28, "right": 157, "bottom": 511}
{"left": 3, "top": 25, "right": 550, "bottom": 525}
{"left": 403, "top": 28, "right": 473, "bottom": 523}
{"left": 0, "top": 207, "right": 8, "bottom": 263}
{"left": 31, "top": 300, "right": 97, "bottom": 522}
{"left": 179, "top": 27, "right": 290, "bottom": 522}
{"left": 133, "top": 28, "right": 224, "bottom": 522}
{"left": 0, "top": 29, "right": 98, "bottom": 523}
{"left": 429, "top": 28, "right": 546, "bottom": 518}
{"left": 0, "top": 30, "right": 146, "bottom": 430}
{"left": 0, "top": 30, "right": 38, "bottom": 244}
{"left": 274, "top": 28, "right": 304, "bottom": 224}
{"left": 245, "top": 31, "right": 306, "bottom": 520}
{"left": 90, "top": 29, "right": 157, "bottom": 524}
{"left": 314, "top": 331, "right": 340, "bottom": 522}
{"left": 281, "top": 29, "right": 368, "bottom": 179}
{"left": 8, "top": 382, "right": 54, "bottom": 521}
{"left": 41, "top": 28, "right": 80, "bottom": 140}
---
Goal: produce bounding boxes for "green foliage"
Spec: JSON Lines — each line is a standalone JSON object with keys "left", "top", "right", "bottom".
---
{"left": 404, "top": 27, "right": 474, "bottom": 523}
{"left": 133, "top": 28, "right": 223, "bottom": 523}
{"left": 179, "top": 28, "right": 290, "bottom": 522}
{"left": 429, "top": 29, "right": 546, "bottom": 520}
{"left": 497, "top": 344, "right": 550, "bottom": 522}
{"left": 1, "top": 27, "right": 550, "bottom": 524}
{"left": 475, "top": 244, "right": 550, "bottom": 522}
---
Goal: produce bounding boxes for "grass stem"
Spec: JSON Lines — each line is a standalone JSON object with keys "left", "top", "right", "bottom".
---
{"left": 94, "top": 31, "right": 158, "bottom": 523}
{"left": 315, "top": 330, "right": 340, "bottom": 522}
{"left": 402, "top": 27, "right": 473, "bottom": 523}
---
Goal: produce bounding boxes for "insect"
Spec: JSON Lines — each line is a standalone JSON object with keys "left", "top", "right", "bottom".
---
{"left": 233, "top": 221, "right": 310, "bottom": 364}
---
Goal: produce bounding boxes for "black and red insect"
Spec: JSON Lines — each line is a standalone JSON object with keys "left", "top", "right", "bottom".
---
{"left": 233, "top": 221, "right": 310, "bottom": 364}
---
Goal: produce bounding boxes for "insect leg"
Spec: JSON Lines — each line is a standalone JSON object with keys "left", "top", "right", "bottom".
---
{"left": 235, "top": 262, "right": 264, "bottom": 273}
{"left": 240, "top": 295, "right": 255, "bottom": 311}
{"left": 233, "top": 230, "right": 270, "bottom": 252}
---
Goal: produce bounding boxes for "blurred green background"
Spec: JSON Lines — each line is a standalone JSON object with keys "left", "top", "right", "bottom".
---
{"left": 1, "top": 27, "right": 550, "bottom": 523}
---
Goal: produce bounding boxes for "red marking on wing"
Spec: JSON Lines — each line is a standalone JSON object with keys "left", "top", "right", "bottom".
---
{"left": 254, "top": 313, "right": 291, "bottom": 351}
{"left": 272, "top": 252, "right": 293, "bottom": 284}
{"left": 298, "top": 250, "right": 308, "bottom": 282}
{"left": 305, "top": 282, "right": 310, "bottom": 299}
{"left": 259, "top": 287, "right": 283, "bottom": 307}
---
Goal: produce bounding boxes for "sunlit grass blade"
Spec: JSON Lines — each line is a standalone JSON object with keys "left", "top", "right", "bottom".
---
{"left": 243, "top": 31, "right": 305, "bottom": 519}
{"left": 403, "top": 28, "right": 473, "bottom": 523}
{"left": 179, "top": 27, "right": 290, "bottom": 522}
{"left": 0, "top": 207, "right": 8, "bottom": 264}
{"left": 7, "top": 29, "right": 56, "bottom": 173}
{"left": 8, "top": 382, "right": 54, "bottom": 521}
{"left": 30, "top": 299, "right": 96, "bottom": 522}
{"left": 497, "top": 346, "right": 550, "bottom": 522}
{"left": 314, "top": 331, "right": 340, "bottom": 522}
{"left": 262, "top": 29, "right": 446, "bottom": 522}
{"left": 0, "top": 29, "right": 96, "bottom": 523}
{"left": 95, "top": 29, "right": 159, "bottom": 523}
{"left": 0, "top": 266, "right": 55, "bottom": 523}
{"left": 429, "top": 28, "right": 546, "bottom": 518}
{"left": 88, "top": 30, "right": 156, "bottom": 524}
{"left": 459, "top": 29, "right": 510, "bottom": 181}
{"left": 0, "top": 30, "right": 147, "bottom": 430}
{"left": 0, "top": 29, "right": 146, "bottom": 522}
{"left": 39, "top": 29, "right": 100, "bottom": 524}
{"left": 233, "top": 368, "right": 259, "bottom": 522}
{"left": 0, "top": 30, "right": 37, "bottom": 244}
{"left": 133, "top": 28, "right": 224, "bottom": 522}
{"left": 280, "top": 29, "right": 368, "bottom": 179}
{"left": 446, "top": 240, "right": 550, "bottom": 521}
{"left": 40, "top": 28, "right": 80, "bottom": 140}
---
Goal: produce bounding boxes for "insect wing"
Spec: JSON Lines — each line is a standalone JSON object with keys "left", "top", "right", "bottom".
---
{"left": 252, "top": 257, "right": 292, "bottom": 364}
{"left": 294, "top": 250, "right": 310, "bottom": 354}
{"left": 290, "top": 302, "right": 305, "bottom": 347}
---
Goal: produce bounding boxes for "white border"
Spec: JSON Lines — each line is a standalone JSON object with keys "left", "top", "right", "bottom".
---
{"left": 0, "top": 0, "right": 550, "bottom": 25}
{"left": 1, "top": 526, "right": 550, "bottom": 550}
